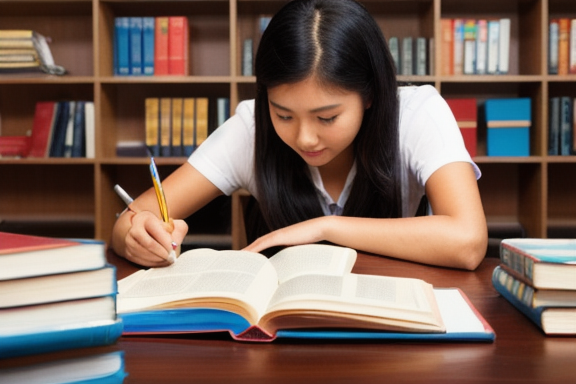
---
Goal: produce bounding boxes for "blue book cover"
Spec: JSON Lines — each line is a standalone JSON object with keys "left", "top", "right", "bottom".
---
{"left": 549, "top": 97, "right": 560, "bottom": 155}
{"left": 501, "top": 238, "right": 576, "bottom": 264}
{"left": 129, "top": 17, "right": 143, "bottom": 75}
{"left": 0, "top": 319, "right": 123, "bottom": 358}
{"left": 485, "top": 98, "right": 531, "bottom": 156}
{"left": 142, "top": 17, "right": 155, "bottom": 75}
{"left": 114, "top": 17, "right": 130, "bottom": 75}
{"left": 559, "top": 96, "right": 573, "bottom": 156}
{"left": 48, "top": 101, "right": 70, "bottom": 157}
{"left": 71, "top": 101, "right": 86, "bottom": 158}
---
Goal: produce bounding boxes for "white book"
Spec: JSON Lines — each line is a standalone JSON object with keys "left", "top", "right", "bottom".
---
{"left": 487, "top": 20, "right": 500, "bottom": 74}
{"left": 498, "top": 18, "right": 510, "bottom": 74}
{"left": 453, "top": 19, "right": 464, "bottom": 75}
{"left": 549, "top": 20, "right": 559, "bottom": 74}
{"left": 84, "top": 101, "right": 95, "bottom": 158}
{"left": 63, "top": 101, "right": 76, "bottom": 158}
{"left": 570, "top": 19, "right": 576, "bottom": 74}
{"left": 476, "top": 20, "right": 488, "bottom": 74}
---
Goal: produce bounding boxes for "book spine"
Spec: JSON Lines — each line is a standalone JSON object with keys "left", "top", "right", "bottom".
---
{"left": 499, "top": 242, "right": 536, "bottom": 286}
{"left": 570, "top": 19, "right": 576, "bottom": 74}
{"left": 415, "top": 37, "right": 427, "bottom": 75}
{"left": 497, "top": 18, "right": 510, "bottom": 74}
{"left": 491, "top": 267, "right": 545, "bottom": 331}
{"left": 142, "top": 17, "right": 155, "bottom": 75}
{"left": 63, "top": 101, "right": 76, "bottom": 157}
{"left": 487, "top": 20, "right": 499, "bottom": 75}
{"left": 84, "top": 101, "right": 95, "bottom": 159}
{"left": 388, "top": 37, "right": 400, "bottom": 73}
{"left": 49, "top": 101, "right": 70, "bottom": 157}
{"left": 463, "top": 20, "right": 476, "bottom": 74}
{"left": 242, "top": 38, "right": 253, "bottom": 76}
{"left": 182, "top": 98, "right": 196, "bottom": 156}
{"left": 549, "top": 19, "right": 559, "bottom": 74}
{"left": 115, "top": 17, "right": 130, "bottom": 76}
{"left": 195, "top": 97, "right": 209, "bottom": 147}
{"left": 159, "top": 98, "right": 172, "bottom": 156}
{"left": 154, "top": 17, "right": 169, "bottom": 75}
{"left": 549, "top": 97, "right": 560, "bottom": 155}
{"left": 475, "top": 19, "right": 487, "bottom": 75}
{"left": 558, "top": 18, "right": 570, "bottom": 75}
{"left": 560, "top": 96, "right": 573, "bottom": 156}
{"left": 145, "top": 98, "right": 160, "bottom": 157}
{"left": 168, "top": 16, "right": 189, "bottom": 75}
{"left": 441, "top": 19, "right": 454, "bottom": 75}
{"left": 453, "top": 19, "right": 464, "bottom": 75}
{"left": 171, "top": 98, "right": 184, "bottom": 157}
{"left": 129, "top": 17, "right": 143, "bottom": 75}
{"left": 71, "top": 101, "right": 86, "bottom": 158}
{"left": 29, "top": 101, "right": 57, "bottom": 158}
{"left": 401, "top": 37, "right": 413, "bottom": 75}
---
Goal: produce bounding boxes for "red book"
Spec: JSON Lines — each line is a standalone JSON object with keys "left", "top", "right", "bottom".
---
{"left": 168, "top": 16, "right": 189, "bottom": 75}
{"left": 0, "top": 136, "right": 30, "bottom": 157}
{"left": 0, "top": 232, "right": 107, "bottom": 280}
{"left": 154, "top": 17, "right": 169, "bottom": 75}
{"left": 445, "top": 98, "right": 477, "bottom": 157}
{"left": 28, "top": 101, "right": 57, "bottom": 158}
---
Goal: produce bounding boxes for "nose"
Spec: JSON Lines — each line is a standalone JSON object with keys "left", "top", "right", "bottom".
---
{"left": 296, "top": 121, "right": 319, "bottom": 149}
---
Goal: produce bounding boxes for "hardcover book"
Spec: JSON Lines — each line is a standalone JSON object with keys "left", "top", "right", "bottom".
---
{"left": 485, "top": 97, "right": 531, "bottom": 156}
{"left": 499, "top": 238, "right": 576, "bottom": 290}
{"left": 168, "top": 16, "right": 189, "bottom": 75}
{"left": 118, "top": 244, "right": 495, "bottom": 342}
{"left": 28, "top": 101, "right": 57, "bottom": 158}
{"left": 492, "top": 266, "right": 576, "bottom": 335}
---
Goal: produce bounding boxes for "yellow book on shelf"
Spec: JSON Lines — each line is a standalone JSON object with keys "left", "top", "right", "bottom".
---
{"left": 171, "top": 98, "right": 183, "bottom": 157}
{"left": 195, "top": 97, "right": 209, "bottom": 147}
{"left": 145, "top": 98, "right": 160, "bottom": 157}
{"left": 182, "top": 98, "right": 196, "bottom": 156}
{"left": 159, "top": 98, "right": 172, "bottom": 157}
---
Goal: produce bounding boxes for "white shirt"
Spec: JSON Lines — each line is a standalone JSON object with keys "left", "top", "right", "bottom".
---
{"left": 189, "top": 85, "right": 480, "bottom": 217}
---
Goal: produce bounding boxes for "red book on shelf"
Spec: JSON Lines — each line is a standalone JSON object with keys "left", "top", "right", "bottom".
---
{"left": 558, "top": 18, "right": 570, "bottom": 75}
{"left": 168, "top": 16, "right": 189, "bottom": 75}
{"left": 154, "top": 17, "right": 170, "bottom": 75}
{"left": 0, "top": 136, "right": 30, "bottom": 158}
{"left": 28, "top": 101, "right": 57, "bottom": 158}
{"left": 445, "top": 98, "right": 477, "bottom": 157}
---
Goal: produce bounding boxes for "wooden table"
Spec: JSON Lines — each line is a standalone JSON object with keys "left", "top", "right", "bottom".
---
{"left": 2, "top": 251, "right": 575, "bottom": 383}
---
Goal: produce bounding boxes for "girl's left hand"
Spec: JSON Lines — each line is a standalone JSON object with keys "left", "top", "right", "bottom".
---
{"left": 243, "top": 216, "right": 327, "bottom": 254}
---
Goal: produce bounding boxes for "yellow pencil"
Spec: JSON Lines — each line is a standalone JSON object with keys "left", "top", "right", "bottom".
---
{"left": 149, "top": 157, "right": 169, "bottom": 223}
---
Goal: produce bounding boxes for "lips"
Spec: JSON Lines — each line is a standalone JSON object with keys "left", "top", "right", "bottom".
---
{"left": 301, "top": 149, "right": 324, "bottom": 157}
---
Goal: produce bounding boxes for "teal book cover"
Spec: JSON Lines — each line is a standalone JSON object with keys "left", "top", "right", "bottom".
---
{"left": 485, "top": 98, "right": 531, "bottom": 156}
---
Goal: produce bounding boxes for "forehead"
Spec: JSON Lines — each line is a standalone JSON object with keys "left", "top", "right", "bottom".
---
{"left": 267, "top": 77, "right": 358, "bottom": 107}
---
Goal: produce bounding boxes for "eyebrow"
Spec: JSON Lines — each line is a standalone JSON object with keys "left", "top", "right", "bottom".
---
{"left": 269, "top": 100, "right": 341, "bottom": 113}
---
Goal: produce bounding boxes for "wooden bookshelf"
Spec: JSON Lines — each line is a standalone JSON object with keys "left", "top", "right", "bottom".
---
{"left": 1, "top": 0, "right": 575, "bottom": 247}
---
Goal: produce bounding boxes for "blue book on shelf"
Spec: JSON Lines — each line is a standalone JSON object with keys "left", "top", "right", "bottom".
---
{"left": 114, "top": 17, "right": 130, "bottom": 75}
{"left": 48, "top": 101, "right": 71, "bottom": 157}
{"left": 142, "top": 17, "right": 155, "bottom": 75}
{"left": 129, "top": 17, "right": 143, "bottom": 75}
{"left": 71, "top": 101, "right": 86, "bottom": 157}
{"left": 485, "top": 98, "right": 531, "bottom": 156}
{"left": 559, "top": 96, "right": 573, "bottom": 156}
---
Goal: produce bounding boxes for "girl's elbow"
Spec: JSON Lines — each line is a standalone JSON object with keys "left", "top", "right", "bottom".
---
{"left": 458, "top": 230, "right": 488, "bottom": 271}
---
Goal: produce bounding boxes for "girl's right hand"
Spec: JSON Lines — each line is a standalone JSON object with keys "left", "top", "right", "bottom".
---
{"left": 123, "top": 210, "right": 188, "bottom": 267}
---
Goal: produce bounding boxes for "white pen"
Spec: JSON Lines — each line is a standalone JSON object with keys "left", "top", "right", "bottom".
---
{"left": 114, "top": 184, "right": 134, "bottom": 206}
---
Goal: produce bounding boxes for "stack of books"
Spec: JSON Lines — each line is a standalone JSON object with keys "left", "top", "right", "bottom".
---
{"left": 114, "top": 16, "right": 189, "bottom": 76}
{"left": 492, "top": 238, "right": 576, "bottom": 335}
{"left": 0, "top": 232, "right": 123, "bottom": 358}
{"left": 0, "top": 30, "right": 66, "bottom": 75}
{"left": 484, "top": 97, "right": 531, "bottom": 156}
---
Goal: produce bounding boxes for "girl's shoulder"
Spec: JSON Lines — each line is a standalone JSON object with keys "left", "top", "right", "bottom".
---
{"left": 398, "top": 84, "right": 440, "bottom": 108}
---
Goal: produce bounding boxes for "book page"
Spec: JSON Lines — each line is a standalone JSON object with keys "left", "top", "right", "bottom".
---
{"left": 117, "top": 249, "right": 278, "bottom": 323}
{"left": 269, "top": 244, "right": 357, "bottom": 284}
{"left": 433, "top": 289, "right": 486, "bottom": 333}
{"left": 262, "top": 273, "right": 443, "bottom": 331}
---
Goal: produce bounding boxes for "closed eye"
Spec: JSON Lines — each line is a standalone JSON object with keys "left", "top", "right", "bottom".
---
{"left": 276, "top": 114, "right": 292, "bottom": 121}
{"left": 318, "top": 115, "right": 338, "bottom": 123}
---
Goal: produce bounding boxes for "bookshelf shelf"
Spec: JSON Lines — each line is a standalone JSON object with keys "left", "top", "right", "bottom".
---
{"left": 0, "top": 0, "right": 574, "bottom": 244}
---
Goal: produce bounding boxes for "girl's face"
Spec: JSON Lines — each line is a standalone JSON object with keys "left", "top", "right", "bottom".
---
{"left": 267, "top": 76, "right": 366, "bottom": 170}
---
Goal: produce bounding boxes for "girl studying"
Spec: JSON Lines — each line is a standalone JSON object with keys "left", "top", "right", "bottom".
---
{"left": 111, "top": 0, "right": 488, "bottom": 270}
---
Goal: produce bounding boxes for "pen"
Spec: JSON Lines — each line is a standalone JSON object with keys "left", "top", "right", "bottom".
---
{"left": 114, "top": 184, "right": 134, "bottom": 206}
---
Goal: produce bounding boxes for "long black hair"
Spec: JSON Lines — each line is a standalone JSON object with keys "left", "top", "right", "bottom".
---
{"left": 253, "top": 0, "right": 401, "bottom": 234}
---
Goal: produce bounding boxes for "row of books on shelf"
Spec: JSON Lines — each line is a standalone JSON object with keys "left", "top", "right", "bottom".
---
{"left": 241, "top": 15, "right": 272, "bottom": 76}
{"left": 0, "top": 29, "right": 65, "bottom": 75}
{"left": 0, "top": 232, "right": 123, "bottom": 358}
{"left": 114, "top": 16, "right": 188, "bottom": 76}
{"left": 492, "top": 238, "right": 576, "bottom": 335}
{"left": 129, "top": 96, "right": 230, "bottom": 158}
{"left": 549, "top": 96, "right": 576, "bottom": 156}
{"left": 548, "top": 19, "right": 576, "bottom": 75}
{"left": 446, "top": 97, "right": 531, "bottom": 157}
{"left": 388, "top": 37, "right": 433, "bottom": 76}
{"left": 0, "top": 100, "right": 95, "bottom": 159}
{"left": 441, "top": 18, "right": 510, "bottom": 76}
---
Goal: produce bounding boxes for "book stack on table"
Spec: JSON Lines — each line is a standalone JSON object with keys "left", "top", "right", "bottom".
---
{"left": 492, "top": 238, "right": 576, "bottom": 335}
{"left": 0, "top": 232, "right": 123, "bottom": 358}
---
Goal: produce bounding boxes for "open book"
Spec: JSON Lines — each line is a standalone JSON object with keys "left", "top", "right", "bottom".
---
{"left": 117, "top": 244, "right": 494, "bottom": 342}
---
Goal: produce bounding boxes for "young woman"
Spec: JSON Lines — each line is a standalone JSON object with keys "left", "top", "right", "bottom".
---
{"left": 111, "top": 0, "right": 487, "bottom": 270}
